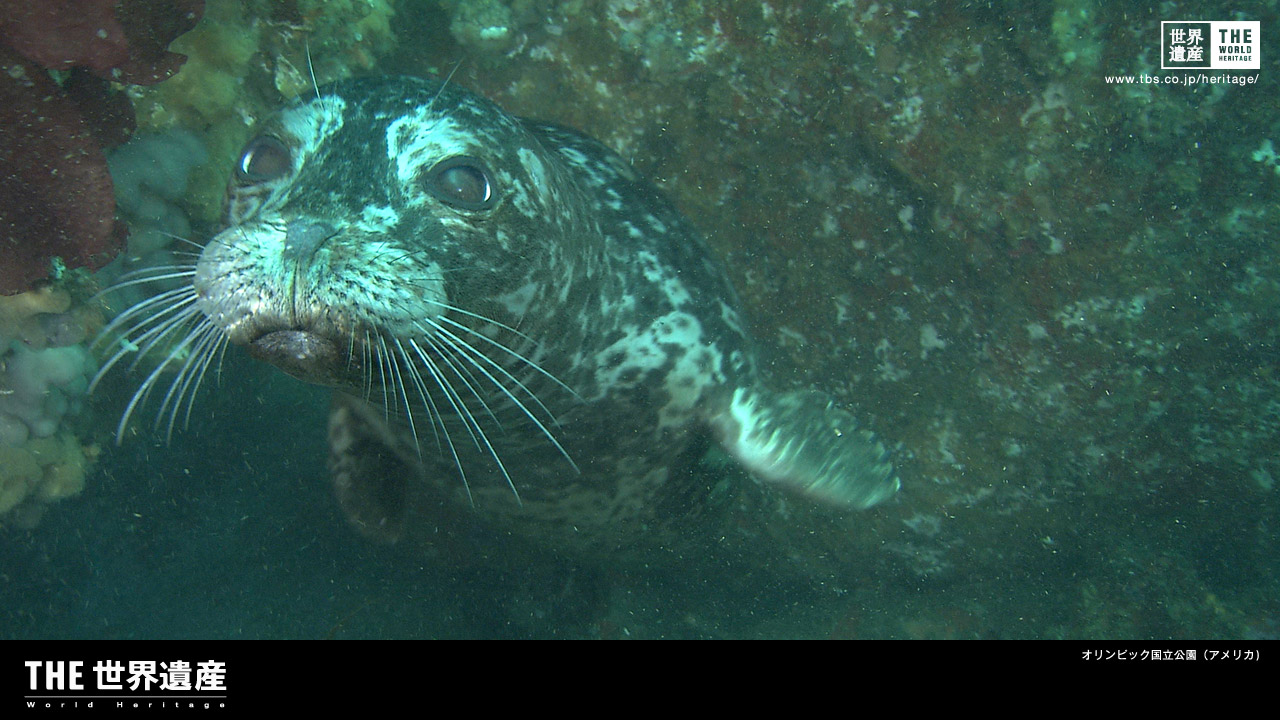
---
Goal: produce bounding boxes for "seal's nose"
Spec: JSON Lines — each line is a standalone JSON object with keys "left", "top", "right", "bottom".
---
{"left": 282, "top": 220, "right": 337, "bottom": 264}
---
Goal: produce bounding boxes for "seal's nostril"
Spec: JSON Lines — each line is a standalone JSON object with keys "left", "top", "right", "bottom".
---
{"left": 283, "top": 221, "right": 337, "bottom": 263}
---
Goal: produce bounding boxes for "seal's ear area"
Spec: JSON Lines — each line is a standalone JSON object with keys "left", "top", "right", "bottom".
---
{"left": 706, "top": 387, "right": 899, "bottom": 508}
{"left": 328, "top": 394, "right": 412, "bottom": 543}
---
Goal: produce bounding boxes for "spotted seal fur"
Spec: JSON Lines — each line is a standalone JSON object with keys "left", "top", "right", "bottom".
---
{"left": 103, "top": 76, "right": 898, "bottom": 560}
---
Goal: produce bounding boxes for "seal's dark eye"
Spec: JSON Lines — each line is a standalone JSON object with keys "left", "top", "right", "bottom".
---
{"left": 426, "top": 156, "right": 494, "bottom": 210}
{"left": 237, "top": 136, "right": 292, "bottom": 184}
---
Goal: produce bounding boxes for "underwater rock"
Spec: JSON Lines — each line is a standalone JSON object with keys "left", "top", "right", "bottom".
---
{"left": 0, "top": 285, "right": 100, "bottom": 525}
{"left": 0, "top": 0, "right": 204, "bottom": 85}
{"left": 0, "top": 0, "right": 205, "bottom": 295}
{"left": 0, "top": 52, "right": 120, "bottom": 295}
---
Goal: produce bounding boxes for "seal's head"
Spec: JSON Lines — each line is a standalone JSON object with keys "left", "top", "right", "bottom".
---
{"left": 194, "top": 77, "right": 593, "bottom": 390}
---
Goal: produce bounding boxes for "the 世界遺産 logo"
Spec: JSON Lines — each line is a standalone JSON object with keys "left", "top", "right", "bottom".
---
{"left": 1162, "top": 21, "right": 1260, "bottom": 70}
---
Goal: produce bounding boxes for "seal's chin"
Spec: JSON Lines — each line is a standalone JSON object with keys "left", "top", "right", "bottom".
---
{"left": 247, "top": 330, "right": 352, "bottom": 387}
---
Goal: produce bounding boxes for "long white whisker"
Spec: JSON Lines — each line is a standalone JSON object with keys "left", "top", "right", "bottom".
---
{"left": 409, "top": 337, "right": 521, "bottom": 505}
{"left": 89, "top": 294, "right": 200, "bottom": 393}
{"left": 362, "top": 330, "right": 374, "bottom": 400}
{"left": 437, "top": 314, "right": 580, "bottom": 399}
{"left": 98, "top": 266, "right": 197, "bottom": 292}
{"left": 140, "top": 229, "right": 206, "bottom": 251}
{"left": 125, "top": 300, "right": 205, "bottom": 372}
{"left": 416, "top": 332, "right": 539, "bottom": 501}
{"left": 422, "top": 299, "right": 537, "bottom": 344}
{"left": 306, "top": 40, "right": 319, "bottom": 96}
{"left": 385, "top": 339, "right": 422, "bottom": 457}
{"left": 408, "top": 340, "right": 485, "bottom": 455}
{"left": 416, "top": 330, "right": 502, "bottom": 430}
{"left": 423, "top": 320, "right": 578, "bottom": 474}
{"left": 393, "top": 338, "right": 444, "bottom": 454}
{"left": 94, "top": 285, "right": 196, "bottom": 344}
{"left": 375, "top": 334, "right": 393, "bottom": 418}
{"left": 427, "top": 61, "right": 462, "bottom": 113}
{"left": 188, "top": 332, "right": 231, "bottom": 428}
{"left": 114, "top": 311, "right": 211, "bottom": 443}
{"left": 156, "top": 320, "right": 222, "bottom": 442}
{"left": 429, "top": 319, "right": 559, "bottom": 423}
{"left": 406, "top": 339, "right": 480, "bottom": 505}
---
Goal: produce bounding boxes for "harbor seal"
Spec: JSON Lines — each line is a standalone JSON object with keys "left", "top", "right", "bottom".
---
{"left": 104, "top": 76, "right": 898, "bottom": 561}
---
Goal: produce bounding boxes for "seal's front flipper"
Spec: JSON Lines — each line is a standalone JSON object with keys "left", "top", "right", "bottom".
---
{"left": 707, "top": 387, "right": 899, "bottom": 508}
{"left": 328, "top": 393, "right": 413, "bottom": 543}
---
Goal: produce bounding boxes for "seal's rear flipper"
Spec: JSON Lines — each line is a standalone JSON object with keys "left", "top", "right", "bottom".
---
{"left": 708, "top": 387, "right": 899, "bottom": 508}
